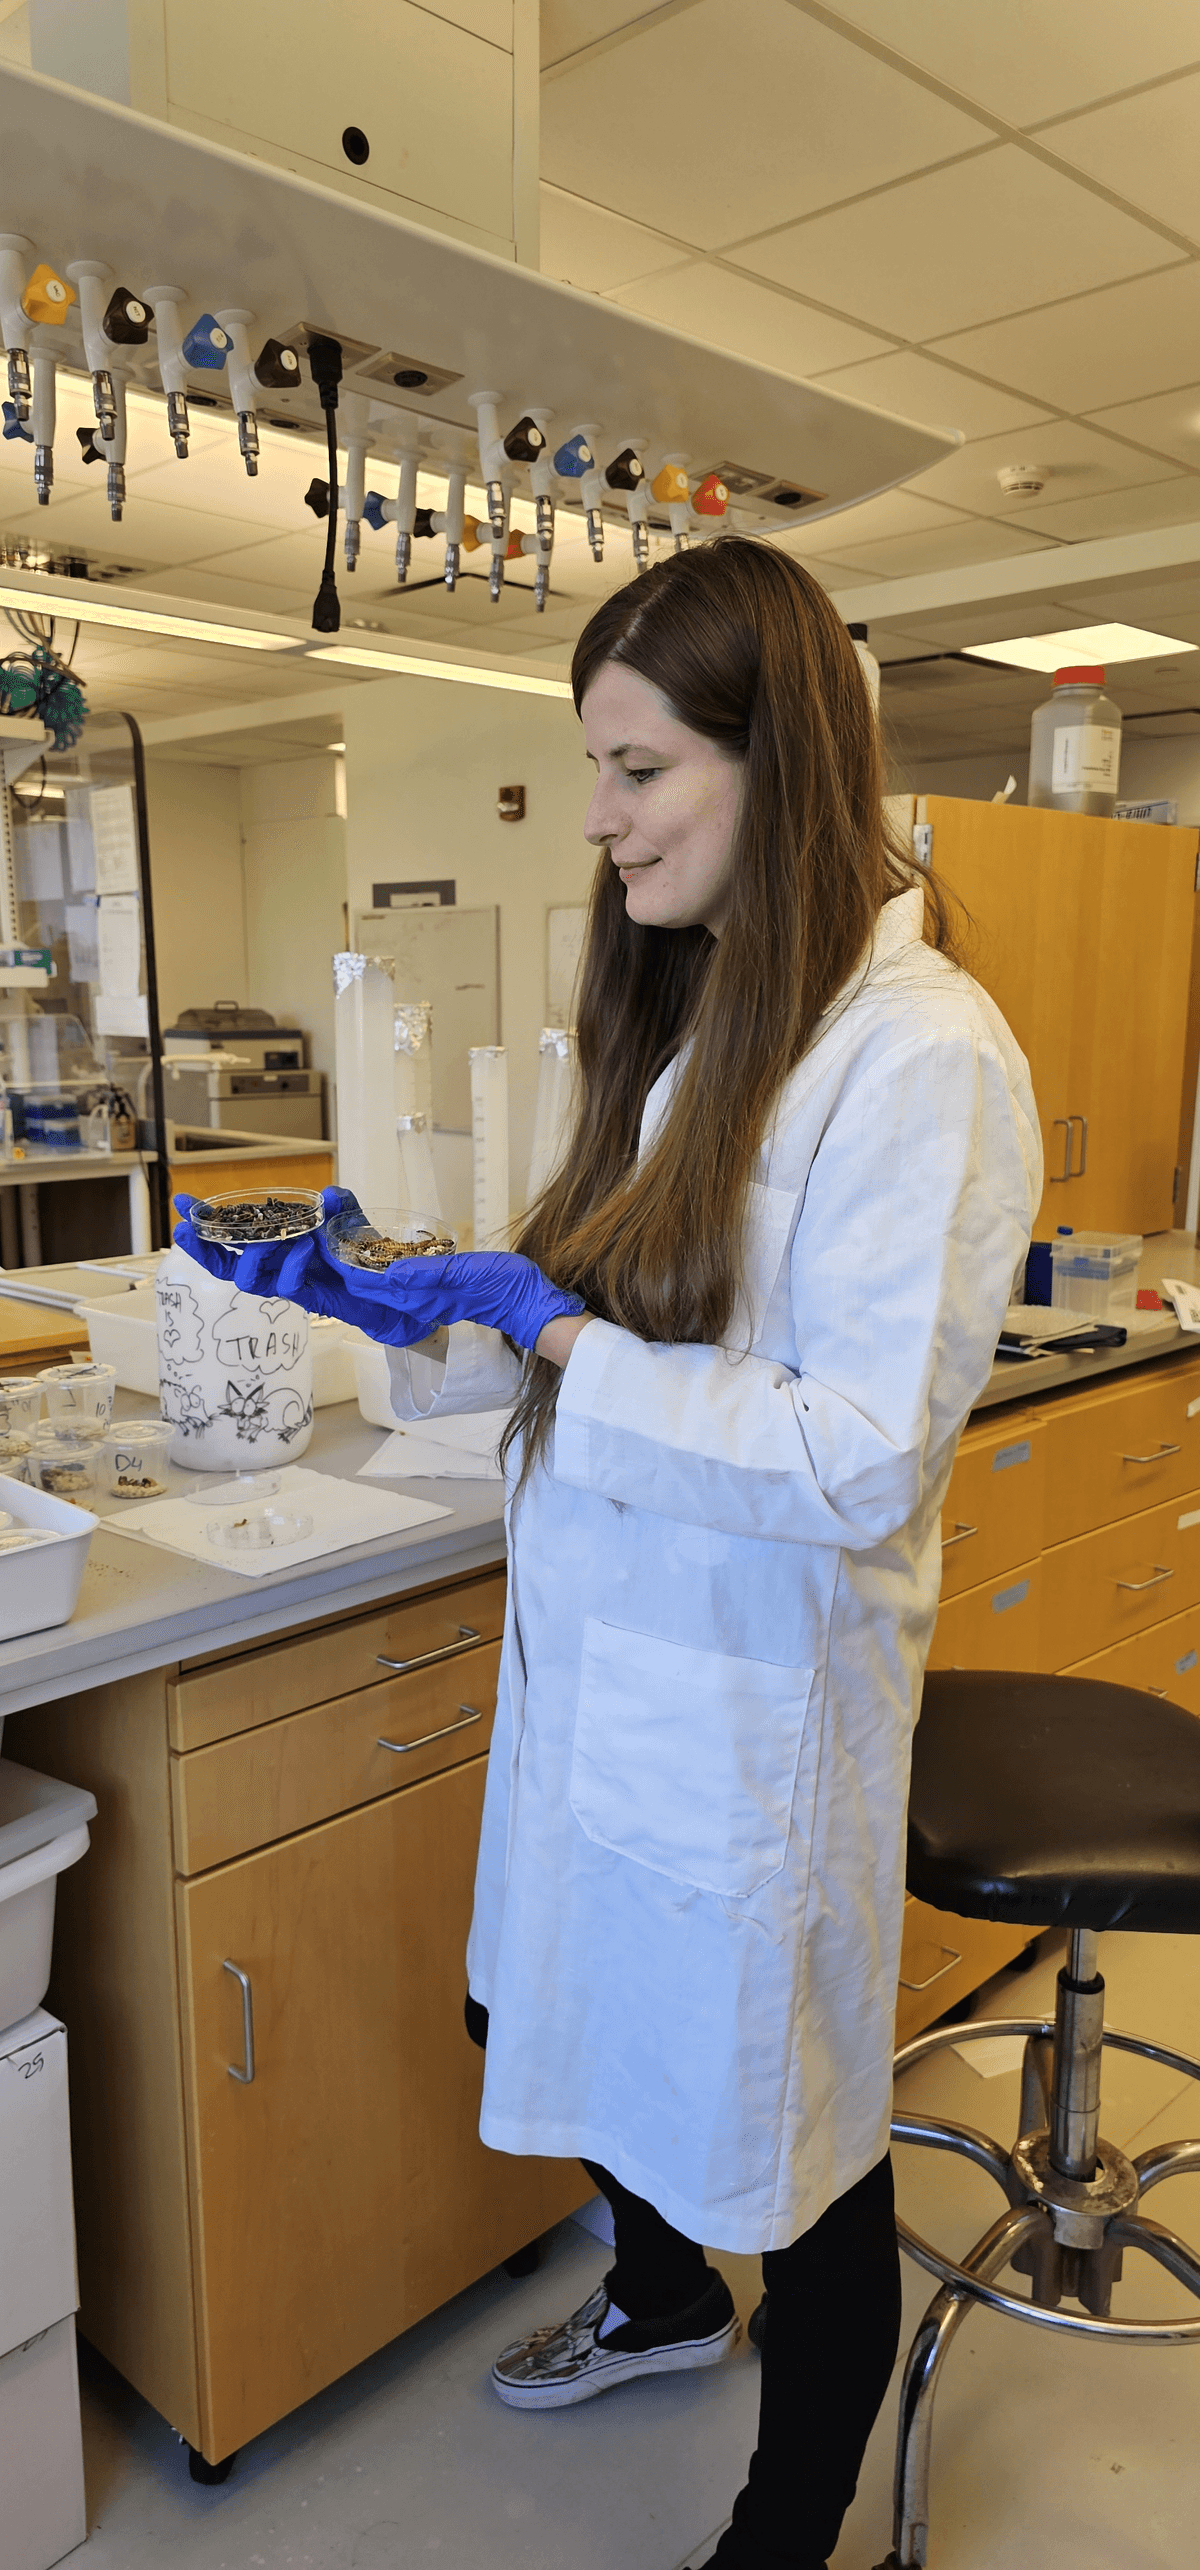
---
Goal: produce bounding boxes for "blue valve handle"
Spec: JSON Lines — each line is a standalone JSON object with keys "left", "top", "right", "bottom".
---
{"left": 1, "top": 402, "right": 32, "bottom": 443}
{"left": 363, "top": 489, "right": 389, "bottom": 531}
{"left": 181, "top": 315, "right": 230, "bottom": 371}
{"left": 553, "top": 432, "right": 594, "bottom": 479}
{"left": 172, "top": 1186, "right": 586, "bottom": 1355}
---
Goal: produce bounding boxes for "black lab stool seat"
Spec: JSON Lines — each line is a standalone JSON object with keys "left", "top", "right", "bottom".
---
{"left": 876, "top": 1672, "right": 1200, "bottom": 2570}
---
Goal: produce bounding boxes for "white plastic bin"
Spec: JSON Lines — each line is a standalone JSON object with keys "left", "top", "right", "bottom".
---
{"left": 1050, "top": 1231, "right": 1142, "bottom": 1318}
{"left": 81, "top": 1283, "right": 160, "bottom": 1394}
{"left": 0, "top": 1476, "right": 96, "bottom": 1641}
{"left": 0, "top": 1767, "right": 96, "bottom": 2034}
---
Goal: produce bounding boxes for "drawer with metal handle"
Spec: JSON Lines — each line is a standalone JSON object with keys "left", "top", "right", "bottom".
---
{"left": 169, "top": 1568, "right": 507, "bottom": 1751}
{"left": 1041, "top": 1488, "right": 1200, "bottom": 1672}
{"left": 1061, "top": 1600, "right": 1200, "bottom": 1723}
{"left": 1041, "top": 1353, "right": 1200, "bottom": 1548}
{"left": 928, "top": 1557, "right": 1044, "bottom": 1674}
{"left": 939, "top": 1411, "right": 1044, "bottom": 1601}
{"left": 895, "top": 1896, "right": 1032, "bottom": 2051}
{"left": 170, "top": 1640, "right": 502, "bottom": 1873}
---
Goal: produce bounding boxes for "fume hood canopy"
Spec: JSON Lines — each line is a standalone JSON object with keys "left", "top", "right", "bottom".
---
{"left": 0, "top": 60, "right": 958, "bottom": 558}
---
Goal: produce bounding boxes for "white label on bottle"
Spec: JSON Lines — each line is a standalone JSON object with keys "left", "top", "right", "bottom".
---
{"left": 1052, "top": 724, "right": 1121, "bottom": 793}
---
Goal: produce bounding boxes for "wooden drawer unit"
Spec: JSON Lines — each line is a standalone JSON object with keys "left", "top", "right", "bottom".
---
{"left": 1041, "top": 1489, "right": 1200, "bottom": 1670}
{"left": 896, "top": 1897, "right": 1030, "bottom": 2051}
{"left": 169, "top": 1568, "right": 507, "bottom": 1751}
{"left": 1062, "top": 1603, "right": 1200, "bottom": 1720}
{"left": 171, "top": 1642, "right": 502, "bottom": 1874}
{"left": 940, "top": 1410, "right": 1043, "bottom": 1601}
{"left": 1042, "top": 1354, "right": 1200, "bottom": 1547}
{"left": 928, "top": 1557, "right": 1043, "bottom": 1672}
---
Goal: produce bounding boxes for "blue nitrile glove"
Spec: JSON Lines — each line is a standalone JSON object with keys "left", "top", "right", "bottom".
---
{"left": 173, "top": 1187, "right": 585, "bottom": 1353}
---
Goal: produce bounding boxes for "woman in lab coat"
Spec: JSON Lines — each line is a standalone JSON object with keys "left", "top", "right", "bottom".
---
{"left": 177, "top": 536, "right": 1040, "bottom": 2570}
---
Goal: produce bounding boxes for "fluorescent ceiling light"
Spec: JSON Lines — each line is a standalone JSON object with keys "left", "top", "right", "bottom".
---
{"left": 307, "top": 644, "right": 573, "bottom": 699}
{"left": 962, "top": 623, "right": 1198, "bottom": 674}
{"left": 329, "top": 741, "right": 346, "bottom": 752}
{"left": 0, "top": 583, "right": 297, "bottom": 652}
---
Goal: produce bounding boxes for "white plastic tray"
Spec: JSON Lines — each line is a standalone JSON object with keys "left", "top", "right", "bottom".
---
{"left": 0, "top": 1477, "right": 96, "bottom": 1642}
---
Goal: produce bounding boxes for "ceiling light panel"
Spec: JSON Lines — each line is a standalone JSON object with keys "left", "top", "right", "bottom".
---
{"left": 962, "top": 623, "right": 1200, "bottom": 673}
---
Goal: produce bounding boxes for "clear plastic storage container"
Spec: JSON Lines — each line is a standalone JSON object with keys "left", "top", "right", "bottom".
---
{"left": 1050, "top": 1231, "right": 1142, "bottom": 1317}
{"left": 1029, "top": 666, "right": 1122, "bottom": 815}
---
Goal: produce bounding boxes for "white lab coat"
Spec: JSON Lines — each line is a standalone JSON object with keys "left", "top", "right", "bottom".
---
{"left": 383, "top": 888, "right": 1042, "bottom": 2252}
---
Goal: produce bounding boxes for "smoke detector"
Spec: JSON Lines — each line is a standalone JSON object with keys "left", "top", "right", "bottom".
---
{"left": 997, "top": 463, "right": 1046, "bottom": 496}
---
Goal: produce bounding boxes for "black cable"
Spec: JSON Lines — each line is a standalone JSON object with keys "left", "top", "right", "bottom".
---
{"left": 307, "top": 335, "right": 343, "bottom": 634}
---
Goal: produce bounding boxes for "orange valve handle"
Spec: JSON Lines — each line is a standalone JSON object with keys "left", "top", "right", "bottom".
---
{"left": 692, "top": 470, "right": 729, "bottom": 519}
{"left": 651, "top": 461, "right": 690, "bottom": 507}
{"left": 461, "top": 518, "right": 487, "bottom": 552}
{"left": 21, "top": 266, "right": 74, "bottom": 327}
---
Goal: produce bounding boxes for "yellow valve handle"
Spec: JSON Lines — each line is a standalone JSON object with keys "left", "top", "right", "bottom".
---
{"left": 461, "top": 518, "right": 487, "bottom": 552}
{"left": 651, "top": 462, "right": 689, "bottom": 506}
{"left": 21, "top": 265, "right": 75, "bottom": 326}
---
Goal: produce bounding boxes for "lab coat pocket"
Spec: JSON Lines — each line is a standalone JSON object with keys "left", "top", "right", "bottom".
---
{"left": 569, "top": 1617, "right": 815, "bottom": 1898}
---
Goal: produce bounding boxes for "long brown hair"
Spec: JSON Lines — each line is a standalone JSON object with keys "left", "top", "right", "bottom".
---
{"left": 504, "top": 534, "right": 957, "bottom": 1479}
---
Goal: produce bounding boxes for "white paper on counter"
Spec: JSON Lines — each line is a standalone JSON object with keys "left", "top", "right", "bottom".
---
{"left": 105, "top": 1463, "right": 451, "bottom": 1577}
{"left": 358, "top": 1408, "right": 509, "bottom": 1483}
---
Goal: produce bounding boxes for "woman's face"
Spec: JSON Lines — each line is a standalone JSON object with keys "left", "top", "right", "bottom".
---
{"left": 581, "top": 662, "right": 742, "bottom": 936}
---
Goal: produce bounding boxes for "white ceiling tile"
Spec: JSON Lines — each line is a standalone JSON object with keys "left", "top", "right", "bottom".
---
{"left": 787, "top": 486, "right": 967, "bottom": 554}
{"left": 127, "top": 439, "right": 322, "bottom": 529}
{"left": 929, "top": 262, "right": 1200, "bottom": 410}
{"left": 2, "top": 490, "right": 289, "bottom": 569}
{"left": 1040, "top": 70, "right": 1200, "bottom": 246}
{"left": 141, "top": 567, "right": 318, "bottom": 620}
{"left": 541, "top": 0, "right": 990, "bottom": 251}
{"left": 1085, "top": 383, "right": 1200, "bottom": 473}
{"left": 538, "top": 184, "right": 688, "bottom": 292}
{"left": 741, "top": 149, "right": 1179, "bottom": 339}
{"left": 826, "top": 516, "right": 1051, "bottom": 578}
{"left": 604, "top": 262, "right": 890, "bottom": 376}
{"left": 808, "top": 349, "right": 1050, "bottom": 440}
{"left": 1000, "top": 476, "right": 1200, "bottom": 543}
{"left": 817, "top": 0, "right": 1200, "bottom": 126}
{"left": 906, "top": 419, "right": 1178, "bottom": 516}
{"left": 540, "top": 0, "right": 660, "bottom": 67}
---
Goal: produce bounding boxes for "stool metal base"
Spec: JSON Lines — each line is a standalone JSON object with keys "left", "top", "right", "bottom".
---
{"left": 878, "top": 1994, "right": 1200, "bottom": 2570}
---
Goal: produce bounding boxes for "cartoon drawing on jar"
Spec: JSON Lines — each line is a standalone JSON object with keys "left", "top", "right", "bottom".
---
{"left": 217, "top": 1376, "right": 312, "bottom": 1445}
{"left": 159, "top": 1371, "right": 214, "bottom": 1437}
{"left": 155, "top": 1275, "right": 205, "bottom": 1363}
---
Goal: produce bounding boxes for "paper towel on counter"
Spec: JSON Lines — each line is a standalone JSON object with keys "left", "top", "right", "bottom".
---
{"left": 358, "top": 1409, "right": 509, "bottom": 1483}
{"left": 105, "top": 1464, "right": 451, "bottom": 1577}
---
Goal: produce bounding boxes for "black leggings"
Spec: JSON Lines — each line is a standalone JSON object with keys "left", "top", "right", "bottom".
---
{"left": 468, "top": 1998, "right": 901, "bottom": 2570}
{"left": 591, "top": 2152, "right": 900, "bottom": 2570}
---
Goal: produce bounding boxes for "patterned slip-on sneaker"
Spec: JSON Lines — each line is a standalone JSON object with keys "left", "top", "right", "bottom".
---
{"left": 491, "top": 2273, "right": 741, "bottom": 2411}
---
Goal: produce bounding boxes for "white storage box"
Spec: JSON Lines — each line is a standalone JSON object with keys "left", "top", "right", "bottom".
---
{"left": 0, "top": 1775, "right": 95, "bottom": 2035}
{"left": 0, "top": 2316, "right": 86, "bottom": 2570}
{"left": 0, "top": 2006, "right": 78, "bottom": 2355}
{"left": 1050, "top": 1231, "right": 1142, "bottom": 1318}
{"left": 0, "top": 1477, "right": 96, "bottom": 1642}
{"left": 83, "top": 1289, "right": 362, "bottom": 1406}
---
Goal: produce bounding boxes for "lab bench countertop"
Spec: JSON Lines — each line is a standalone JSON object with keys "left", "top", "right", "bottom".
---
{"left": 0, "top": 1397, "right": 506, "bottom": 1722}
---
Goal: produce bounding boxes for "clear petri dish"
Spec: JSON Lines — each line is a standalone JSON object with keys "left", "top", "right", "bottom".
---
{"left": 183, "top": 1471, "right": 282, "bottom": 1508}
{"left": 189, "top": 1188, "right": 325, "bottom": 1250}
{"left": 325, "top": 1204, "right": 457, "bottom": 1272}
{"left": 39, "top": 1361, "right": 117, "bottom": 1423}
{"left": 206, "top": 1505, "right": 314, "bottom": 1551}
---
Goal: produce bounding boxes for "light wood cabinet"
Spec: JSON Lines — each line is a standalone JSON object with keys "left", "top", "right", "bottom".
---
{"left": 939, "top": 1409, "right": 1043, "bottom": 1601}
{"left": 922, "top": 797, "right": 1199, "bottom": 1233}
{"left": 7, "top": 1564, "right": 586, "bottom": 2468}
{"left": 176, "top": 1759, "right": 575, "bottom": 2463}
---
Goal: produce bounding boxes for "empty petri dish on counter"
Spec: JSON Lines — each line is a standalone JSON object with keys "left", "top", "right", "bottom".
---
{"left": 325, "top": 1205, "right": 457, "bottom": 1271}
{"left": 184, "top": 1471, "right": 282, "bottom": 1507}
{"left": 189, "top": 1188, "right": 325, "bottom": 1249}
{"left": 206, "top": 1505, "right": 314, "bottom": 1552}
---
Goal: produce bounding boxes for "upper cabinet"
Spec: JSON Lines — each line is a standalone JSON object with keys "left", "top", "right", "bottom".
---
{"left": 920, "top": 798, "right": 1200, "bottom": 1237}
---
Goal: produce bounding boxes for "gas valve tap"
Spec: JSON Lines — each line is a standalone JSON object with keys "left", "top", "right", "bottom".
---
{"left": 67, "top": 262, "right": 152, "bottom": 518}
{"left": 555, "top": 426, "right": 606, "bottom": 560}
{"left": 505, "top": 409, "right": 555, "bottom": 607}
{"left": 606, "top": 442, "right": 650, "bottom": 568}
{"left": 143, "top": 286, "right": 196, "bottom": 457}
{"left": 652, "top": 456, "right": 693, "bottom": 552}
{"left": 0, "top": 236, "right": 73, "bottom": 429}
{"left": 214, "top": 309, "right": 301, "bottom": 476}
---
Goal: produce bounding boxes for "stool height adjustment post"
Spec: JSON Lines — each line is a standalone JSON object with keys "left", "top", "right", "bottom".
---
{"left": 1051, "top": 1928, "right": 1103, "bottom": 2182}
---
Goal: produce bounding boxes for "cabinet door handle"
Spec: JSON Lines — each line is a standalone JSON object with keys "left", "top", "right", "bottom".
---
{"left": 223, "top": 1961, "right": 255, "bottom": 2085}
{"left": 1050, "top": 1117, "right": 1072, "bottom": 1182}
{"left": 1069, "top": 1113, "right": 1089, "bottom": 1177}
{"left": 375, "top": 1624, "right": 482, "bottom": 1676}
{"left": 1116, "top": 1565, "right": 1174, "bottom": 1592}
{"left": 898, "top": 1944, "right": 963, "bottom": 1994}
{"left": 1121, "top": 1442, "right": 1181, "bottom": 1464}
{"left": 941, "top": 1521, "right": 978, "bottom": 1550}
{"left": 377, "top": 1705, "right": 483, "bottom": 1756}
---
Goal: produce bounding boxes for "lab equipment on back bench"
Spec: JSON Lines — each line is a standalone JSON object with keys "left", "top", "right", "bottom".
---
{"left": 66, "top": 260, "right": 150, "bottom": 518}
{"left": 1028, "top": 667, "right": 1123, "bottom": 816}
{"left": 606, "top": 443, "right": 650, "bottom": 568}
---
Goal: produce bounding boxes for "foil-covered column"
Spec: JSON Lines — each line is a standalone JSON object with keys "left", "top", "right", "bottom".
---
{"left": 469, "top": 1043, "right": 509, "bottom": 1250}
{"left": 333, "top": 952, "right": 397, "bottom": 1211}
{"left": 394, "top": 1000, "right": 440, "bottom": 1215}
{"left": 528, "top": 1026, "right": 576, "bottom": 1201}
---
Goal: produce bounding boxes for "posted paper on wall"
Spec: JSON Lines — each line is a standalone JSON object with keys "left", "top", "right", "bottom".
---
{"left": 90, "top": 782, "right": 140, "bottom": 894}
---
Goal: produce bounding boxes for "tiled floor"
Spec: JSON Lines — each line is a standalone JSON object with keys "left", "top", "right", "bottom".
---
{"left": 77, "top": 1930, "right": 1200, "bottom": 2570}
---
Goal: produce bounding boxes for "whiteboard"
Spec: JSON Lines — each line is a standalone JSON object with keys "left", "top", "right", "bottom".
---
{"left": 547, "top": 904, "right": 586, "bottom": 1029}
{"left": 353, "top": 906, "right": 499, "bottom": 1134}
